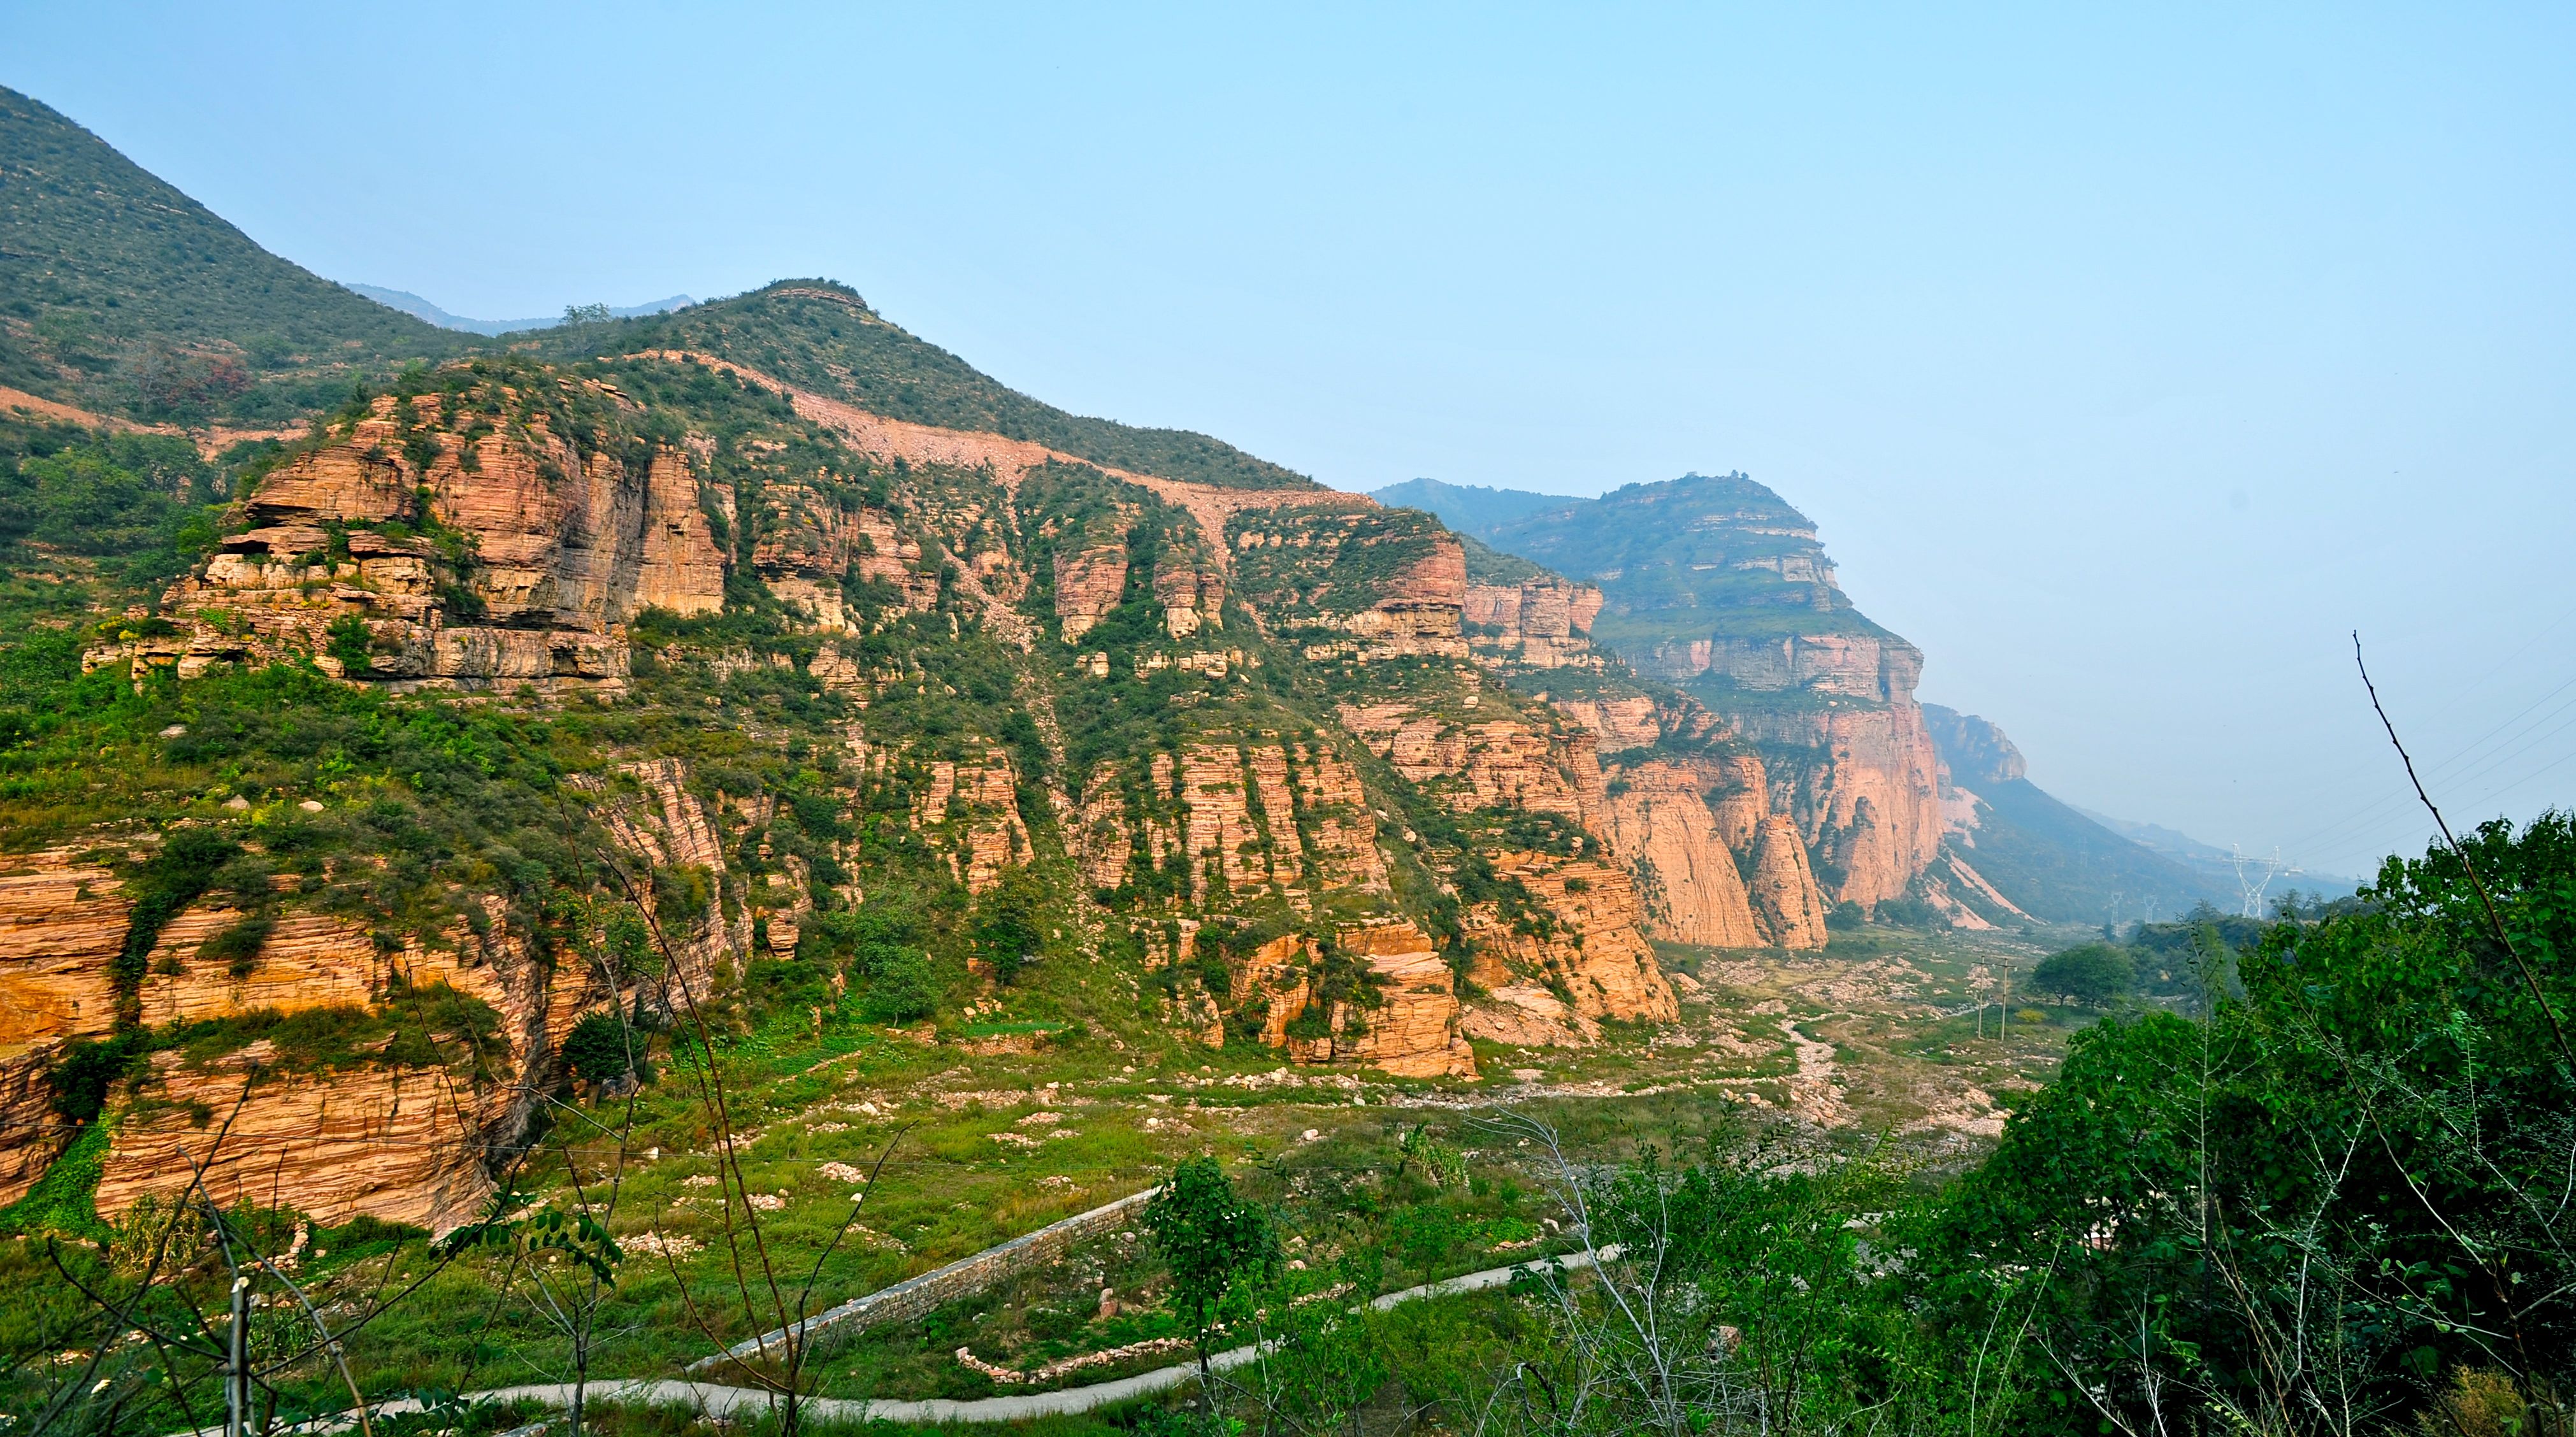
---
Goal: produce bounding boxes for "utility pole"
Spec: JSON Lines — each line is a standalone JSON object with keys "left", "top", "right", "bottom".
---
{"left": 225, "top": 1273, "right": 250, "bottom": 1437}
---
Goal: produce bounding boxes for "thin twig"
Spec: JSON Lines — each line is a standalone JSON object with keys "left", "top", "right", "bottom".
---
{"left": 2354, "top": 632, "right": 2571, "bottom": 1068}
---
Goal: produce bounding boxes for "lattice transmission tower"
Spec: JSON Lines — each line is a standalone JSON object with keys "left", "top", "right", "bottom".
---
{"left": 2227, "top": 845, "right": 2301, "bottom": 918}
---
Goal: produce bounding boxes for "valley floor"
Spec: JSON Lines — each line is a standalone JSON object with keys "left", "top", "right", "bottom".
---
{"left": 220, "top": 923, "right": 2085, "bottom": 1418}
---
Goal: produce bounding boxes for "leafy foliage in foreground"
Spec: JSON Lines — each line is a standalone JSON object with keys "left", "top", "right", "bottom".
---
{"left": 1179, "top": 816, "right": 2576, "bottom": 1436}
{"left": 1458, "top": 813, "right": 2576, "bottom": 1435}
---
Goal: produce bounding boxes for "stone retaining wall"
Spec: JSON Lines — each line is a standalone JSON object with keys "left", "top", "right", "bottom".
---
{"left": 691, "top": 1185, "right": 1159, "bottom": 1375}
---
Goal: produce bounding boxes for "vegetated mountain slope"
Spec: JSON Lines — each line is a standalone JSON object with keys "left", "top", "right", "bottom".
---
{"left": 1457, "top": 532, "right": 1550, "bottom": 584}
{"left": 342, "top": 284, "right": 697, "bottom": 337}
{"left": 0, "top": 85, "right": 2068, "bottom": 1262}
{"left": 0, "top": 86, "right": 457, "bottom": 418}
{"left": 1419, "top": 469, "right": 2235, "bottom": 927}
{"left": 1373, "top": 477, "right": 1578, "bottom": 534}
{"left": 1473, "top": 471, "right": 1896, "bottom": 653}
{"left": 1924, "top": 704, "right": 2236, "bottom": 926}
{"left": 536, "top": 282, "right": 1317, "bottom": 492}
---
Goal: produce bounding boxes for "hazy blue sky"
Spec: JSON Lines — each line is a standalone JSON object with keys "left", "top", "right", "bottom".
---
{"left": 8, "top": 3, "right": 2572, "bottom": 882}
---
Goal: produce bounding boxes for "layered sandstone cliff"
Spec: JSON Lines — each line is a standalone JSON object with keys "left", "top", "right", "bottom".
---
{"left": 1448, "top": 473, "right": 1953, "bottom": 915}
{"left": 0, "top": 759, "right": 744, "bottom": 1230}
{"left": 1232, "top": 922, "right": 1476, "bottom": 1078}
{"left": 1076, "top": 738, "right": 1386, "bottom": 908}
{"left": 1459, "top": 853, "right": 1678, "bottom": 1024}
{"left": 123, "top": 391, "right": 726, "bottom": 692}
{"left": 1464, "top": 578, "right": 1604, "bottom": 669}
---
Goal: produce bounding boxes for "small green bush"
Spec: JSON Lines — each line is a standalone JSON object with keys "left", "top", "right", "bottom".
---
{"left": 198, "top": 912, "right": 274, "bottom": 978}
{"left": 45, "top": 1034, "right": 146, "bottom": 1123}
{"left": 559, "top": 1012, "right": 644, "bottom": 1085}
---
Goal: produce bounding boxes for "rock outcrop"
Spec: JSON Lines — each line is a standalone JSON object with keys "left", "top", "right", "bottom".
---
{"left": 1598, "top": 752, "right": 1831, "bottom": 950}
{"left": 1747, "top": 817, "right": 1831, "bottom": 949}
{"left": 1601, "top": 762, "right": 1764, "bottom": 948}
{"left": 1053, "top": 545, "right": 1128, "bottom": 642}
{"left": 1464, "top": 578, "right": 1603, "bottom": 669}
{"left": 1232, "top": 921, "right": 1475, "bottom": 1078}
{"left": 101, "top": 387, "right": 728, "bottom": 693}
{"left": 1738, "top": 698, "right": 1943, "bottom": 910}
{"left": 0, "top": 755, "right": 747, "bottom": 1230}
{"left": 0, "top": 850, "right": 126, "bottom": 1047}
{"left": 1458, "top": 854, "right": 1678, "bottom": 1023}
{"left": 96, "top": 1052, "right": 503, "bottom": 1232}
{"left": 1080, "top": 738, "right": 1385, "bottom": 907}
{"left": 1336, "top": 705, "right": 1596, "bottom": 824}
{"left": 1439, "top": 472, "right": 1955, "bottom": 914}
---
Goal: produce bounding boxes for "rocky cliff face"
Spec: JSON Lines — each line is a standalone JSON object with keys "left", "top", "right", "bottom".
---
{"left": 1443, "top": 473, "right": 1950, "bottom": 915}
{"left": 104, "top": 387, "right": 726, "bottom": 692}
{"left": 1922, "top": 703, "right": 2027, "bottom": 785}
{"left": 1734, "top": 697, "right": 1945, "bottom": 910}
{"left": 14, "top": 345, "right": 1933, "bottom": 1238}
{"left": 1233, "top": 922, "right": 1475, "bottom": 1078}
{"left": 0, "top": 757, "right": 742, "bottom": 1229}
{"left": 1601, "top": 762, "right": 1764, "bottom": 948}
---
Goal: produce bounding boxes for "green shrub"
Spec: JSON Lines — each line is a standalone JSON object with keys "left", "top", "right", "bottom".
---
{"left": 113, "top": 829, "right": 242, "bottom": 1010}
{"left": 862, "top": 948, "right": 939, "bottom": 1024}
{"left": 652, "top": 864, "right": 713, "bottom": 929}
{"left": 45, "top": 1034, "right": 146, "bottom": 1123}
{"left": 2027, "top": 942, "right": 2135, "bottom": 1007}
{"left": 559, "top": 1012, "right": 644, "bottom": 1085}
{"left": 968, "top": 869, "right": 1047, "bottom": 985}
{"left": 326, "top": 613, "right": 373, "bottom": 675}
{"left": 198, "top": 912, "right": 274, "bottom": 978}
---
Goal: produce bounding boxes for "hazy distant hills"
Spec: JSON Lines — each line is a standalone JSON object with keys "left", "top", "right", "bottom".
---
{"left": 2073, "top": 806, "right": 2361, "bottom": 906}
{"left": 340, "top": 285, "right": 697, "bottom": 337}
{"left": 1924, "top": 706, "right": 2243, "bottom": 924}
{"left": 1374, "top": 477, "right": 1576, "bottom": 534}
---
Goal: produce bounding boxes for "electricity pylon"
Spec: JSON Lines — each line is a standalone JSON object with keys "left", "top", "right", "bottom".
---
{"left": 2228, "top": 845, "right": 2300, "bottom": 918}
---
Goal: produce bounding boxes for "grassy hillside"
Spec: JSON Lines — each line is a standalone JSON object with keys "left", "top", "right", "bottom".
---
{"left": 1, "top": 85, "right": 1314, "bottom": 494}
{"left": 0, "top": 86, "right": 457, "bottom": 419}
{"left": 540, "top": 281, "right": 1318, "bottom": 491}
{"left": 1457, "top": 531, "right": 1551, "bottom": 584}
